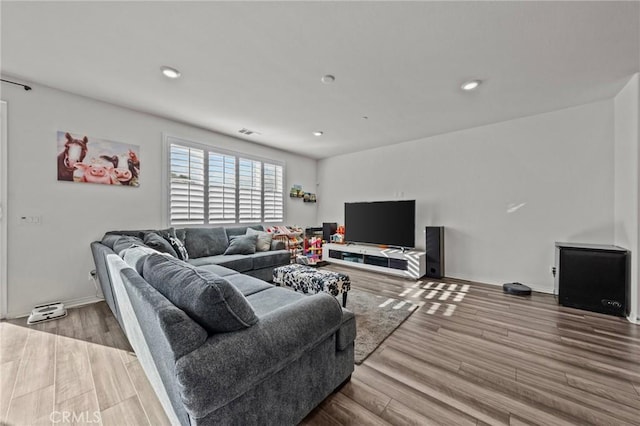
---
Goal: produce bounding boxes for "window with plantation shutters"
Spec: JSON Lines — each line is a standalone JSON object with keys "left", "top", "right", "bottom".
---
{"left": 169, "top": 144, "right": 205, "bottom": 225}
{"left": 238, "top": 158, "right": 262, "bottom": 223}
{"left": 208, "top": 153, "right": 236, "bottom": 223}
{"left": 263, "top": 163, "right": 284, "bottom": 222}
{"left": 167, "top": 137, "right": 285, "bottom": 225}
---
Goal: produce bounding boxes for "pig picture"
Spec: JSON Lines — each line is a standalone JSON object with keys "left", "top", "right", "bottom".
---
{"left": 57, "top": 131, "right": 140, "bottom": 187}
{"left": 74, "top": 163, "right": 115, "bottom": 185}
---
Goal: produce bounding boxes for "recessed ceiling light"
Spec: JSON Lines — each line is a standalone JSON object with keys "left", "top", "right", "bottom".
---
{"left": 321, "top": 75, "right": 335, "bottom": 84}
{"left": 362, "top": 116, "right": 369, "bottom": 120}
{"left": 461, "top": 79, "right": 481, "bottom": 91}
{"left": 313, "top": 131, "right": 324, "bottom": 136}
{"left": 161, "top": 66, "right": 181, "bottom": 79}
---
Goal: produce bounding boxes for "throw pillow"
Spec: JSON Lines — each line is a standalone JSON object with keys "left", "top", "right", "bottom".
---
{"left": 245, "top": 227, "right": 273, "bottom": 252}
{"left": 142, "top": 253, "right": 258, "bottom": 333}
{"left": 143, "top": 232, "right": 178, "bottom": 258}
{"left": 101, "top": 234, "right": 122, "bottom": 250}
{"left": 224, "top": 234, "right": 258, "bottom": 255}
{"left": 121, "top": 245, "right": 160, "bottom": 275}
{"left": 167, "top": 235, "right": 189, "bottom": 261}
{"left": 184, "top": 227, "right": 228, "bottom": 258}
{"left": 104, "top": 230, "right": 146, "bottom": 239}
{"left": 112, "top": 235, "right": 147, "bottom": 255}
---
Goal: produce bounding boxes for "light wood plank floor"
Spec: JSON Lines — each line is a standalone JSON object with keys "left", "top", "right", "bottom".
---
{"left": 2, "top": 266, "right": 639, "bottom": 425}
{"left": 304, "top": 265, "right": 640, "bottom": 425}
{"left": 1, "top": 302, "right": 170, "bottom": 426}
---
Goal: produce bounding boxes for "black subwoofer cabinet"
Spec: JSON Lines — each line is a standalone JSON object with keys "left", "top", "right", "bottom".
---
{"left": 555, "top": 242, "right": 629, "bottom": 317}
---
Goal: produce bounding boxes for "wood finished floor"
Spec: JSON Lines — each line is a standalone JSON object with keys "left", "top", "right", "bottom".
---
{"left": 1, "top": 302, "right": 171, "bottom": 426}
{"left": 1, "top": 265, "right": 639, "bottom": 425}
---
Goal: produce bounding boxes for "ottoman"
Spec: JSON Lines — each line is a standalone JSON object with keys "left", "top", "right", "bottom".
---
{"left": 273, "top": 264, "right": 351, "bottom": 307}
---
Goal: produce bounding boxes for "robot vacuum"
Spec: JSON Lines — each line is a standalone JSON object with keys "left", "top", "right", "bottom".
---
{"left": 27, "top": 302, "right": 67, "bottom": 325}
{"left": 502, "top": 282, "right": 532, "bottom": 296}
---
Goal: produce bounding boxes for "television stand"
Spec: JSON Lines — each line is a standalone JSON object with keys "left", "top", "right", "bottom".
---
{"left": 322, "top": 243, "right": 426, "bottom": 279}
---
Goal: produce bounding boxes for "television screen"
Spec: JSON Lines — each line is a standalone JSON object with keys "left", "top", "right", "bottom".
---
{"left": 344, "top": 200, "right": 415, "bottom": 248}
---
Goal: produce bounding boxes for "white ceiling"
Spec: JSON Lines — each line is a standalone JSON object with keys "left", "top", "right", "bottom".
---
{"left": 2, "top": 1, "right": 639, "bottom": 159}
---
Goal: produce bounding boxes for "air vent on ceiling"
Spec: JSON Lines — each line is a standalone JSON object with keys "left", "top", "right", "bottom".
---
{"left": 238, "top": 128, "right": 261, "bottom": 136}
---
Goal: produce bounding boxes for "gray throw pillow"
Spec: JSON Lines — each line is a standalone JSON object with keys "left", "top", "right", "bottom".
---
{"left": 112, "top": 235, "right": 147, "bottom": 255}
{"left": 101, "top": 234, "right": 122, "bottom": 250}
{"left": 184, "top": 227, "right": 228, "bottom": 258}
{"left": 143, "top": 232, "right": 178, "bottom": 258}
{"left": 104, "top": 230, "right": 146, "bottom": 239}
{"left": 245, "top": 227, "right": 273, "bottom": 252}
{"left": 142, "top": 253, "right": 258, "bottom": 333}
{"left": 224, "top": 234, "right": 258, "bottom": 255}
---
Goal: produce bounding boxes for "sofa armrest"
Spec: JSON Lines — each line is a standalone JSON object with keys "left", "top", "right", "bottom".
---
{"left": 271, "top": 239, "right": 285, "bottom": 250}
{"left": 337, "top": 308, "right": 356, "bottom": 351}
{"left": 175, "top": 293, "right": 343, "bottom": 419}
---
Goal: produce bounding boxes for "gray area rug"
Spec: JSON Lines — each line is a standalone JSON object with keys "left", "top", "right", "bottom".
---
{"left": 342, "top": 288, "right": 419, "bottom": 364}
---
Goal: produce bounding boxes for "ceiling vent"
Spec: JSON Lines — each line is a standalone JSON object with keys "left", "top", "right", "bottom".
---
{"left": 238, "top": 128, "right": 261, "bottom": 136}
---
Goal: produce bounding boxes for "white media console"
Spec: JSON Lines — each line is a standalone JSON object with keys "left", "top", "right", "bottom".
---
{"left": 322, "top": 243, "right": 426, "bottom": 279}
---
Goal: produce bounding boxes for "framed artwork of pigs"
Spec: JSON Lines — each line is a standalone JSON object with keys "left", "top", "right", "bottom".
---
{"left": 57, "top": 131, "right": 140, "bottom": 187}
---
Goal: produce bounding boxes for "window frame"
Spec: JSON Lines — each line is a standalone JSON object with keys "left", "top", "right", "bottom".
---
{"left": 163, "top": 135, "right": 285, "bottom": 227}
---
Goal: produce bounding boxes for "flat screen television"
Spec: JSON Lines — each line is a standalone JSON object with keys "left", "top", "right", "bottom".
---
{"left": 344, "top": 200, "right": 415, "bottom": 248}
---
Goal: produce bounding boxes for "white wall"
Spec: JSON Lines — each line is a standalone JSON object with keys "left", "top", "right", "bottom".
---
{"left": 614, "top": 73, "right": 640, "bottom": 321}
{"left": 2, "top": 83, "right": 317, "bottom": 317}
{"left": 317, "top": 100, "right": 615, "bottom": 293}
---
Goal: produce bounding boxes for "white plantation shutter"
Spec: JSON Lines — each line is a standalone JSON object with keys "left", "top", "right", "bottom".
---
{"left": 208, "top": 153, "right": 236, "bottom": 223}
{"left": 167, "top": 137, "right": 284, "bottom": 225}
{"left": 238, "top": 158, "right": 262, "bottom": 223}
{"left": 263, "top": 163, "right": 284, "bottom": 221}
{"left": 170, "top": 144, "right": 205, "bottom": 225}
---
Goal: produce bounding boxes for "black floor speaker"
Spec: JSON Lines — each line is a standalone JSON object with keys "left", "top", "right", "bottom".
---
{"left": 425, "top": 226, "right": 444, "bottom": 278}
{"left": 322, "top": 222, "right": 337, "bottom": 242}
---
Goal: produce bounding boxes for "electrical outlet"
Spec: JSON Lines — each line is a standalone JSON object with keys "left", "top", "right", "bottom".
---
{"left": 19, "top": 215, "right": 42, "bottom": 225}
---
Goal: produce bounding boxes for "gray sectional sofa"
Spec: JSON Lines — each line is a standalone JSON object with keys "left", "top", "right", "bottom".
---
{"left": 108, "top": 225, "right": 291, "bottom": 281}
{"left": 90, "top": 227, "right": 355, "bottom": 425}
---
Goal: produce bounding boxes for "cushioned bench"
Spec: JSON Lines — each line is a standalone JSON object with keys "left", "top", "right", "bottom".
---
{"left": 273, "top": 264, "right": 351, "bottom": 307}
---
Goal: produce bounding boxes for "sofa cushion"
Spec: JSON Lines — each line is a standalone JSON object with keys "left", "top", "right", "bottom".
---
{"left": 188, "top": 254, "right": 253, "bottom": 273}
{"left": 121, "top": 245, "right": 161, "bottom": 274}
{"left": 184, "top": 227, "right": 228, "bottom": 258}
{"left": 223, "top": 274, "right": 273, "bottom": 297}
{"left": 245, "top": 287, "right": 306, "bottom": 317}
{"left": 196, "top": 264, "right": 239, "bottom": 278}
{"left": 224, "top": 234, "right": 258, "bottom": 255}
{"left": 246, "top": 227, "right": 273, "bottom": 252}
{"left": 143, "top": 254, "right": 258, "bottom": 334}
{"left": 143, "top": 232, "right": 178, "bottom": 257}
{"left": 252, "top": 250, "right": 291, "bottom": 270}
{"left": 112, "top": 235, "right": 147, "bottom": 255}
{"left": 174, "top": 228, "right": 187, "bottom": 243}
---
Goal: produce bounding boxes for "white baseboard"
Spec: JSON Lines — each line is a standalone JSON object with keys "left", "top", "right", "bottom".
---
{"left": 7, "top": 295, "right": 104, "bottom": 319}
{"left": 446, "top": 274, "right": 554, "bottom": 295}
